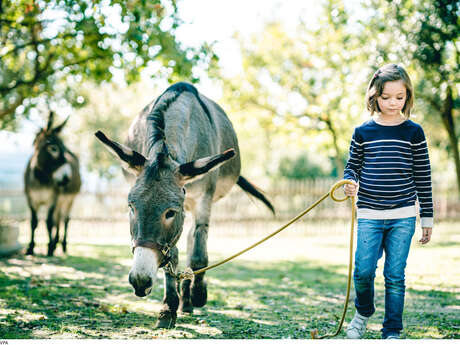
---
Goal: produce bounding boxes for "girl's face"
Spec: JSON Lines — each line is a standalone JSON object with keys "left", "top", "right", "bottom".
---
{"left": 377, "top": 80, "right": 407, "bottom": 117}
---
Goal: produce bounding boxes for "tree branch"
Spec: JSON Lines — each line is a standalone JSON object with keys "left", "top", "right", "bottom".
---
{"left": 0, "top": 95, "right": 25, "bottom": 120}
{"left": 0, "top": 32, "right": 93, "bottom": 59}
{"left": 0, "top": 55, "right": 105, "bottom": 93}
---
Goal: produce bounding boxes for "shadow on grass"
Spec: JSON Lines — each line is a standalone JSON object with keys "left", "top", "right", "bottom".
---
{"left": 0, "top": 244, "right": 458, "bottom": 339}
{"left": 430, "top": 241, "right": 460, "bottom": 248}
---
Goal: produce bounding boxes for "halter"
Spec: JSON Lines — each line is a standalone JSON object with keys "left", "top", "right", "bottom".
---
{"left": 131, "top": 230, "right": 182, "bottom": 268}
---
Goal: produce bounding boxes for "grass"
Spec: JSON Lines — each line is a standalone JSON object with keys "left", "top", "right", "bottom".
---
{"left": 0, "top": 219, "right": 459, "bottom": 339}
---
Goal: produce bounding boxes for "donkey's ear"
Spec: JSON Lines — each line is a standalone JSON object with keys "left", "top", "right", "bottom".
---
{"left": 177, "top": 149, "right": 236, "bottom": 185}
{"left": 95, "top": 131, "right": 147, "bottom": 175}
{"left": 46, "top": 111, "right": 55, "bottom": 131}
{"left": 52, "top": 115, "right": 70, "bottom": 134}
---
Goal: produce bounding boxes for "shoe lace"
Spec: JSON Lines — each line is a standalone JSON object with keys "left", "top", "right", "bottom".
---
{"left": 349, "top": 316, "right": 366, "bottom": 332}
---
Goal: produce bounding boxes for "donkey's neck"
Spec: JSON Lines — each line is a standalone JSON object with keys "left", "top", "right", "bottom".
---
{"left": 33, "top": 167, "right": 52, "bottom": 184}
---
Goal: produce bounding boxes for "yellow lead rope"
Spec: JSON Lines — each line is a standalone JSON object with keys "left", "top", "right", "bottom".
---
{"left": 173, "top": 180, "right": 357, "bottom": 339}
{"left": 312, "top": 180, "right": 356, "bottom": 339}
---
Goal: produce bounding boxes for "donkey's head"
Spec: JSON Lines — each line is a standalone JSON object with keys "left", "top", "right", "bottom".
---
{"left": 31, "top": 112, "right": 72, "bottom": 186}
{"left": 95, "top": 131, "right": 235, "bottom": 297}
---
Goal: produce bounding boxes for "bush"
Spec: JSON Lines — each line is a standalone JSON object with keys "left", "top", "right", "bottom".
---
{"left": 278, "top": 155, "right": 328, "bottom": 179}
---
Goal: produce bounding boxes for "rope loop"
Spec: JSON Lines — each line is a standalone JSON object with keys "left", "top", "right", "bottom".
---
{"left": 329, "top": 179, "right": 355, "bottom": 202}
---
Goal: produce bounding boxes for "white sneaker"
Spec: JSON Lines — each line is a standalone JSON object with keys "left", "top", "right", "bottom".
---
{"left": 385, "top": 334, "right": 400, "bottom": 339}
{"left": 346, "top": 311, "right": 369, "bottom": 339}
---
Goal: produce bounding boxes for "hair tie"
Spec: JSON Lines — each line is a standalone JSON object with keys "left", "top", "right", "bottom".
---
{"left": 373, "top": 70, "right": 380, "bottom": 79}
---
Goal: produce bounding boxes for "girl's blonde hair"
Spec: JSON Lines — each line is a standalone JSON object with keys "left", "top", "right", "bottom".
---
{"left": 365, "top": 63, "right": 414, "bottom": 118}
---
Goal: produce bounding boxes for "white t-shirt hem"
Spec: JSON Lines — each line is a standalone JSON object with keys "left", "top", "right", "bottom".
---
{"left": 357, "top": 205, "right": 417, "bottom": 220}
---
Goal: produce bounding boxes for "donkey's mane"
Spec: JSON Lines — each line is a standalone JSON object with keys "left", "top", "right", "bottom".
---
{"left": 145, "top": 82, "right": 212, "bottom": 180}
{"left": 145, "top": 144, "right": 169, "bottom": 181}
{"left": 147, "top": 82, "right": 211, "bottom": 145}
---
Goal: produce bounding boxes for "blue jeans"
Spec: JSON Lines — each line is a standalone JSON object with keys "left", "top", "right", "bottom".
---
{"left": 353, "top": 217, "right": 416, "bottom": 338}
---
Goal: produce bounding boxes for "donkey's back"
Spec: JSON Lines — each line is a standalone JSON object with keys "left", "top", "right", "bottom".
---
{"left": 126, "top": 82, "right": 241, "bottom": 201}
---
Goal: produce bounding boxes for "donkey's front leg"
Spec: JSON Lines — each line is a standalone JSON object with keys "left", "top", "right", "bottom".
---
{"left": 156, "top": 246, "right": 179, "bottom": 329}
{"left": 189, "top": 222, "right": 209, "bottom": 308}
{"left": 46, "top": 205, "right": 56, "bottom": 256}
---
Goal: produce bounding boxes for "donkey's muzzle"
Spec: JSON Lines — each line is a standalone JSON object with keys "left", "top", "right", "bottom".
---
{"left": 53, "top": 163, "right": 72, "bottom": 186}
{"left": 129, "top": 246, "right": 158, "bottom": 297}
{"left": 129, "top": 272, "right": 153, "bottom": 297}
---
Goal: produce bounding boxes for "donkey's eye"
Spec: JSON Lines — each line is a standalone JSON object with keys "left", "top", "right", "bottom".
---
{"left": 128, "top": 203, "right": 135, "bottom": 216}
{"left": 165, "top": 209, "right": 176, "bottom": 219}
{"left": 47, "top": 144, "right": 59, "bottom": 155}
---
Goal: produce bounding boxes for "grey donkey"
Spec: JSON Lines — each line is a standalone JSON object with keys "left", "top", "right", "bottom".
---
{"left": 95, "top": 82, "right": 274, "bottom": 328}
{"left": 24, "top": 111, "right": 81, "bottom": 256}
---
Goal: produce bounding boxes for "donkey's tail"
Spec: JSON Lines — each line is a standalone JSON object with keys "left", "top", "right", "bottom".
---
{"left": 237, "top": 176, "right": 275, "bottom": 214}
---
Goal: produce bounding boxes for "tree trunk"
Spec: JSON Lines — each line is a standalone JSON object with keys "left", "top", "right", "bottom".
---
{"left": 324, "top": 117, "right": 344, "bottom": 176}
{"left": 440, "top": 86, "right": 460, "bottom": 198}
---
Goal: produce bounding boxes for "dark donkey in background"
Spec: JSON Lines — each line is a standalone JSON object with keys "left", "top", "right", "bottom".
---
{"left": 25, "top": 111, "right": 81, "bottom": 256}
{"left": 95, "top": 82, "right": 274, "bottom": 328}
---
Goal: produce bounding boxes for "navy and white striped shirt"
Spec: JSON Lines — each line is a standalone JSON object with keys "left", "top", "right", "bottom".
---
{"left": 344, "top": 119, "right": 433, "bottom": 228}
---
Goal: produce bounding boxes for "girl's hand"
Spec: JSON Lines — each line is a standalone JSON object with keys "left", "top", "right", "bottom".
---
{"left": 419, "top": 227, "right": 432, "bottom": 245}
{"left": 344, "top": 181, "right": 359, "bottom": 197}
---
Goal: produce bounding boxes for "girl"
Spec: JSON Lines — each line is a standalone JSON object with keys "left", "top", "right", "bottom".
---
{"left": 343, "top": 63, "right": 433, "bottom": 339}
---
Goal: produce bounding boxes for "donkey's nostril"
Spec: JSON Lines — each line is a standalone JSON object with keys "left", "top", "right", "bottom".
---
{"left": 129, "top": 272, "right": 153, "bottom": 297}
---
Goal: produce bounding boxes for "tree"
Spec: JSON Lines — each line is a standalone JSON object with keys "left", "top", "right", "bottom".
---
{"left": 278, "top": 154, "right": 329, "bottom": 179}
{"left": 360, "top": 0, "right": 460, "bottom": 196}
{"left": 215, "top": 0, "right": 366, "bottom": 178}
{"left": 407, "top": 0, "right": 459, "bottom": 196}
{"left": 0, "top": 0, "right": 214, "bottom": 129}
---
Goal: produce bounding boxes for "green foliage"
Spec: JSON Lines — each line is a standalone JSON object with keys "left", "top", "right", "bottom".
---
{"left": 360, "top": 0, "right": 460, "bottom": 196}
{"left": 0, "top": 0, "right": 214, "bottom": 130}
{"left": 278, "top": 155, "right": 328, "bottom": 179}
{"left": 214, "top": 0, "right": 458, "bottom": 193}
{"left": 216, "top": 0, "right": 368, "bottom": 180}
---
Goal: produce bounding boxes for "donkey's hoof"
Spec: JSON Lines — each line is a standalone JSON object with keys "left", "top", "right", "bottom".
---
{"left": 47, "top": 244, "right": 56, "bottom": 257}
{"left": 191, "top": 280, "right": 207, "bottom": 307}
{"left": 155, "top": 310, "right": 177, "bottom": 329}
{"left": 179, "top": 299, "right": 194, "bottom": 314}
{"left": 26, "top": 247, "right": 34, "bottom": 255}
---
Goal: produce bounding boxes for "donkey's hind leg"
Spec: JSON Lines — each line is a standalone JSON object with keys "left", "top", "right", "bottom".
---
{"left": 189, "top": 222, "right": 209, "bottom": 308}
{"left": 179, "top": 219, "right": 195, "bottom": 314}
{"left": 61, "top": 196, "right": 76, "bottom": 254}
{"left": 62, "top": 216, "right": 70, "bottom": 253}
{"left": 186, "top": 196, "right": 212, "bottom": 309}
{"left": 26, "top": 207, "right": 38, "bottom": 255}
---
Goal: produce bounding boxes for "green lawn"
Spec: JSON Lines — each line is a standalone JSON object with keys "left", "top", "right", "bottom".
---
{"left": 0, "top": 220, "right": 459, "bottom": 339}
